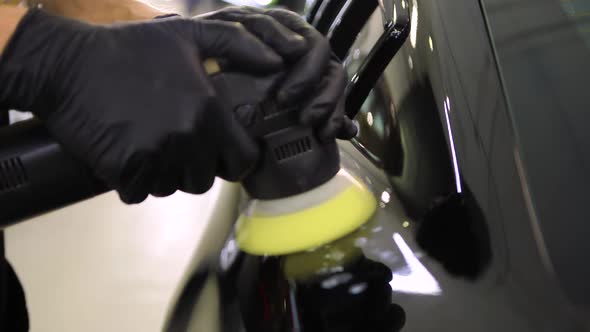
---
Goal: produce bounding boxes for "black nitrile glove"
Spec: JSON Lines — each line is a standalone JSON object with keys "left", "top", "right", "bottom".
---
{"left": 199, "top": 7, "right": 358, "bottom": 141}
{"left": 0, "top": 9, "right": 306, "bottom": 204}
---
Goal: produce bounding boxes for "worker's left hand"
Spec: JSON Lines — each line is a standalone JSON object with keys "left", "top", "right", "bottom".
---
{"left": 199, "top": 7, "right": 357, "bottom": 141}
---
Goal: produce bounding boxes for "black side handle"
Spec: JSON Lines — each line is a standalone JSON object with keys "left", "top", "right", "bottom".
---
{"left": 327, "top": 0, "right": 379, "bottom": 60}
{"left": 311, "top": 0, "right": 348, "bottom": 34}
{"left": 305, "top": 0, "right": 324, "bottom": 23}
{"left": 345, "top": 0, "right": 411, "bottom": 119}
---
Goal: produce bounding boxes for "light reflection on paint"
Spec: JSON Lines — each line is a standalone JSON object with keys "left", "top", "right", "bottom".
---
{"left": 338, "top": 168, "right": 365, "bottom": 189}
{"left": 367, "top": 112, "right": 374, "bottom": 126}
{"left": 220, "top": 239, "right": 239, "bottom": 270}
{"left": 410, "top": 0, "right": 418, "bottom": 48}
{"left": 444, "top": 97, "right": 463, "bottom": 193}
{"left": 349, "top": 283, "right": 368, "bottom": 295}
{"left": 327, "top": 0, "right": 355, "bottom": 37}
{"left": 381, "top": 191, "right": 391, "bottom": 203}
{"left": 353, "top": 48, "right": 361, "bottom": 60}
{"left": 289, "top": 288, "right": 302, "bottom": 332}
{"left": 321, "top": 273, "right": 354, "bottom": 289}
{"left": 221, "top": 0, "right": 274, "bottom": 6}
{"left": 429, "top": 36, "right": 434, "bottom": 52}
{"left": 389, "top": 233, "right": 442, "bottom": 295}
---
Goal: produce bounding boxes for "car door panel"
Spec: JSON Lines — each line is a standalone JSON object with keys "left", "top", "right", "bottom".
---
{"left": 483, "top": 0, "right": 590, "bottom": 310}
{"left": 167, "top": 0, "right": 590, "bottom": 330}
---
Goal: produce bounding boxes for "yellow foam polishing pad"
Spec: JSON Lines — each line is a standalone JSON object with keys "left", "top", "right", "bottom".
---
{"left": 235, "top": 175, "right": 377, "bottom": 256}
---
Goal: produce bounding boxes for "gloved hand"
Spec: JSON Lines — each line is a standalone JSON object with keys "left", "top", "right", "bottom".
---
{"left": 199, "top": 7, "right": 358, "bottom": 141}
{"left": 0, "top": 9, "right": 306, "bottom": 203}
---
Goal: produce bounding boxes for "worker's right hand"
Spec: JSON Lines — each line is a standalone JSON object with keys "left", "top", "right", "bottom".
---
{"left": 200, "top": 7, "right": 358, "bottom": 141}
{"left": 0, "top": 9, "right": 305, "bottom": 204}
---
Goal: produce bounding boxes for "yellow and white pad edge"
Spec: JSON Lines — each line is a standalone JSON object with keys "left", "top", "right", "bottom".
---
{"left": 235, "top": 169, "right": 377, "bottom": 256}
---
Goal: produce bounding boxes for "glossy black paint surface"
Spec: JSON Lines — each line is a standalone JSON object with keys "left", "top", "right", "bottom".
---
{"left": 222, "top": 238, "right": 406, "bottom": 332}
{"left": 211, "top": 141, "right": 497, "bottom": 331}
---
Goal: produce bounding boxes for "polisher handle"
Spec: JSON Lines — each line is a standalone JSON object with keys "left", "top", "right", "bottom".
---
{"left": 0, "top": 119, "right": 108, "bottom": 227}
{"left": 0, "top": 59, "right": 279, "bottom": 226}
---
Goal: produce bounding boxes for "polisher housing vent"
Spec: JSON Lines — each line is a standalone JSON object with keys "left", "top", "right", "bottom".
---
{"left": 274, "top": 136, "right": 312, "bottom": 161}
{"left": 0, "top": 157, "right": 28, "bottom": 192}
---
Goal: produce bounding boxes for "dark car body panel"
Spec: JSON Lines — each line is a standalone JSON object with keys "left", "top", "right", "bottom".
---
{"left": 166, "top": 0, "right": 590, "bottom": 330}
{"left": 482, "top": 0, "right": 590, "bottom": 307}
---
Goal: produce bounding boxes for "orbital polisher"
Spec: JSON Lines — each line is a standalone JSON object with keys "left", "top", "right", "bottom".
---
{"left": 0, "top": 60, "right": 377, "bottom": 255}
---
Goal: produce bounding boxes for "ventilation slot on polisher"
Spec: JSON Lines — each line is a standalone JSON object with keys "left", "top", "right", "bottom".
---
{"left": 274, "top": 137, "right": 312, "bottom": 161}
{"left": 0, "top": 157, "right": 28, "bottom": 193}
